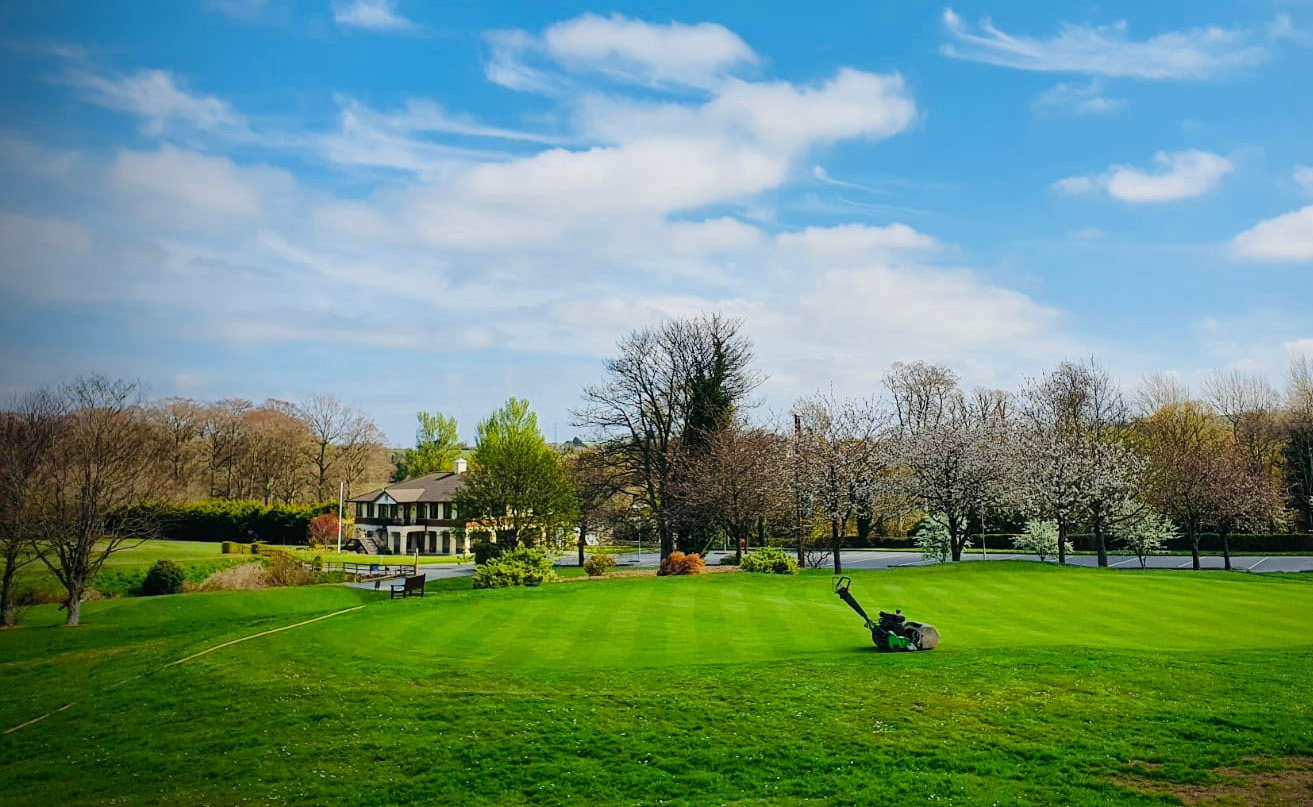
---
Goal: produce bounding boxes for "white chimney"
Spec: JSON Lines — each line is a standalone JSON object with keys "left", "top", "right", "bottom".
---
{"left": 455, "top": 458, "right": 468, "bottom": 474}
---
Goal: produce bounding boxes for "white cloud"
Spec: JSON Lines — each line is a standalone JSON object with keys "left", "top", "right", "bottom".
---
{"left": 1269, "top": 14, "right": 1313, "bottom": 47}
{"left": 1033, "top": 80, "right": 1125, "bottom": 114}
{"left": 1287, "top": 339, "right": 1313, "bottom": 360}
{"left": 332, "top": 0, "right": 415, "bottom": 33}
{"left": 61, "top": 67, "right": 246, "bottom": 136}
{"left": 1296, "top": 166, "right": 1313, "bottom": 195}
{"left": 1054, "top": 149, "right": 1232, "bottom": 203}
{"left": 109, "top": 145, "right": 289, "bottom": 227}
{"left": 1230, "top": 205, "right": 1313, "bottom": 262}
{"left": 941, "top": 8, "right": 1266, "bottom": 79}
{"left": 489, "top": 13, "right": 758, "bottom": 90}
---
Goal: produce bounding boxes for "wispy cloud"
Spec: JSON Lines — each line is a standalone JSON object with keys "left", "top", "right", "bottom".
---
{"left": 332, "top": 0, "right": 415, "bottom": 34}
{"left": 1033, "top": 80, "right": 1125, "bottom": 115}
{"left": 941, "top": 8, "right": 1266, "bottom": 79}
{"left": 1055, "top": 149, "right": 1233, "bottom": 203}
{"left": 60, "top": 66, "right": 248, "bottom": 137}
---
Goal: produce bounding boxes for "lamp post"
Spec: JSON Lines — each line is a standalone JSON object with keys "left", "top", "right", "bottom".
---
{"left": 794, "top": 413, "right": 804, "bottom": 566}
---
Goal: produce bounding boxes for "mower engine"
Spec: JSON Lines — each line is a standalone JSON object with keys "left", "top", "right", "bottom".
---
{"left": 834, "top": 576, "right": 940, "bottom": 652}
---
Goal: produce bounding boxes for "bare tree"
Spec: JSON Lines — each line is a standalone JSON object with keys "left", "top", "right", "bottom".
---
{"left": 32, "top": 377, "right": 160, "bottom": 626}
{"left": 0, "top": 389, "right": 63, "bottom": 627}
{"left": 148, "top": 397, "right": 203, "bottom": 497}
{"left": 674, "top": 426, "right": 787, "bottom": 564}
{"left": 1204, "top": 368, "right": 1285, "bottom": 481}
{"left": 1203, "top": 441, "right": 1285, "bottom": 570}
{"left": 298, "top": 394, "right": 383, "bottom": 501}
{"left": 884, "top": 361, "right": 960, "bottom": 433}
{"left": 562, "top": 446, "right": 624, "bottom": 566}
{"left": 575, "top": 313, "right": 761, "bottom": 558}
{"left": 200, "top": 398, "right": 252, "bottom": 498}
{"left": 1136, "top": 372, "right": 1191, "bottom": 416}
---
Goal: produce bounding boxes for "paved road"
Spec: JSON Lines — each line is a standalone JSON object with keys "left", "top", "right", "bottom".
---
{"left": 344, "top": 550, "right": 1313, "bottom": 587}
{"left": 602, "top": 549, "right": 1313, "bottom": 573}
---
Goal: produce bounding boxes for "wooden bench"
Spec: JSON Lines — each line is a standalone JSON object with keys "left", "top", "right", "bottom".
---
{"left": 389, "top": 574, "right": 426, "bottom": 599}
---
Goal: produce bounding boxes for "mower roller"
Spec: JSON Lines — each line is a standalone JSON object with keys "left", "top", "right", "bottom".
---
{"left": 833, "top": 576, "right": 940, "bottom": 652}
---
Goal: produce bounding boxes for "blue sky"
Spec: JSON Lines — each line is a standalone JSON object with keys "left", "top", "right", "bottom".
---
{"left": 0, "top": 0, "right": 1310, "bottom": 443}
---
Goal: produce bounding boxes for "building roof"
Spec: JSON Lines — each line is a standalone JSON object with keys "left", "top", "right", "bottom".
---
{"left": 350, "top": 472, "right": 465, "bottom": 504}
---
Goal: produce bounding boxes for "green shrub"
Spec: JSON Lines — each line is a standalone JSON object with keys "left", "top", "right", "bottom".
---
{"left": 740, "top": 546, "right": 799, "bottom": 575}
{"left": 250, "top": 541, "right": 265, "bottom": 555}
{"left": 221, "top": 541, "right": 247, "bottom": 554}
{"left": 472, "top": 547, "right": 558, "bottom": 589}
{"left": 140, "top": 559, "right": 186, "bottom": 596}
{"left": 111, "top": 499, "right": 336, "bottom": 545}
{"left": 583, "top": 553, "right": 617, "bottom": 576}
{"left": 472, "top": 540, "right": 503, "bottom": 565}
{"left": 718, "top": 554, "right": 740, "bottom": 566}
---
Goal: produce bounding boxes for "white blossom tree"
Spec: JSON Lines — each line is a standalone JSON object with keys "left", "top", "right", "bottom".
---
{"left": 1114, "top": 507, "right": 1177, "bottom": 568}
{"left": 1014, "top": 519, "right": 1067, "bottom": 562}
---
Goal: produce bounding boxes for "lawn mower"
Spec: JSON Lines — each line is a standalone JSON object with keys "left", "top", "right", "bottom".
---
{"left": 833, "top": 576, "right": 940, "bottom": 651}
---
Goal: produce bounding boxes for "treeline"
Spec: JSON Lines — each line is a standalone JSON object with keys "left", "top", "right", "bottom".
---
{"left": 145, "top": 394, "right": 390, "bottom": 503}
{"left": 564, "top": 314, "right": 1313, "bottom": 572}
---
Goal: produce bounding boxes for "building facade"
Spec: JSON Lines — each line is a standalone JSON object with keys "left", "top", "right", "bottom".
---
{"left": 349, "top": 466, "right": 468, "bottom": 555}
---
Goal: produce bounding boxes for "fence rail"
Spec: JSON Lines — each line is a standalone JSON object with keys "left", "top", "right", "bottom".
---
{"left": 303, "top": 561, "right": 419, "bottom": 579}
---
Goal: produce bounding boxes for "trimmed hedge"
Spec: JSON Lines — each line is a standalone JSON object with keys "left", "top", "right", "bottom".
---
{"left": 116, "top": 500, "right": 336, "bottom": 545}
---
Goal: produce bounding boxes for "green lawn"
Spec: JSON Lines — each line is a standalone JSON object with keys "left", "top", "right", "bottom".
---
{"left": 2, "top": 563, "right": 1311, "bottom": 805}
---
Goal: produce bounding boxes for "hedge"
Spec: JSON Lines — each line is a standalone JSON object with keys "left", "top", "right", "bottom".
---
{"left": 116, "top": 500, "right": 336, "bottom": 545}
{"left": 981, "top": 533, "right": 1313, "bottom": 553}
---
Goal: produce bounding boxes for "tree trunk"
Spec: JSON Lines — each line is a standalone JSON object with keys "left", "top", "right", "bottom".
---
{"left": 856, "top": 513, "right": 872, "bottom": 546}
{"left": 577, "top": 518, "right": 588, "bottom": 567}
{"left": 950, "top": 530, "right": 963, "bottom": 562}
{"left": 1057, "top": 521, "right": 1067, "bottom": 565}
{"left": 0, "top": 554, "right": 17, "bottom": 628}
{"left": 1093, "top": 518, "right": 1107, "bottom": 568}
{"left": 756, "top": 517, "right": 765, "bottom": 548}
{"left": 64, "top": 585, "right": 83, "bottom": 627}
{"left": 1220, "top": 530, "right": 1231, "bottom": 571}
{"left": 1189, "top": 529, "right": 1201, "bottom": 570}
{"left": 831, "top": 519, "right": 842, "bottom": 574}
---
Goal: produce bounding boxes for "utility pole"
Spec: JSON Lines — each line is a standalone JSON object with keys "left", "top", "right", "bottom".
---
{"left": 337, "top": 479, "right": 345, "bottom": 554}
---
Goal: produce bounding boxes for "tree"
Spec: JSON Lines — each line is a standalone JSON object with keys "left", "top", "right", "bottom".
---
{"left": 0, "top": 389, "right": 63, "bottom": 627}
{"left": 148, "top": 397, "right": 202, "bottom": 497}
{"left": 1015, "top": 519, "right": 1066, "bottom": 562}
{"left": 575, "top": 313, "right": 761, "bottom": 558}
{"left": 1115, "top": 508, "right": 1176, "bottom": 568}
{"left": 32, "top": 377, "right": 160, "bottom": 626}
{"left": 1282, "top": 355, "right": 1313, "bottom": 532}
{"left": 307, "top": 512, "right": 341, "bottom": 549}
{"left": 394, "top": 411, "right": 461, "bottom": 480}
{"left": 673, "top": 425, "right": 786, "bottom": 564}
{"left": 1202, "top": 440, "right": 1285, "bottom": 570}
{"left": 562, "top": 446, "right": 623, "bottom": 567}
{"left": 794, "top": 392, "right": 885, "bottom": 573}
{"left": 1135, "top": 398, "right": 1229, "bottom": 570}
{"left": 887, "top": 383, "right": 1008, "bottom": 561}
{"left": 456, "top": 398, "right": 578, "bottom": 549}
{"left": 298, "top": 394, "right": 384, "bottom": 501}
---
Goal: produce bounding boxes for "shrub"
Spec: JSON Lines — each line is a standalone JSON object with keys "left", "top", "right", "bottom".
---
{"left": 250, "top": 542, "right": 266, "bottom": 555}
{"left": 112, "top": 499, "right": 336, "bottom": 545}
{"left": 471, "top": 547, "right": 558, "bottom": 589}
{"left": 718, "top": 554, "right": 741, "bottom": 566}
{"left": 200, "top": 563, "right": 272, "bottom": 592}
{"left": 472, "top": 540, "right": 503, "bottom": 565}
{"left": 140, "top": 559, "right": 186, "bottom": 596}
{"left": 658, "top": 551, "right": 705, "bottom": 576}
{"left": 1014, "top": 520, "right": 1069, "bottom": 562}
{"left": 221, "top": 541, "right": 247, "bottom": 554}
{"left": 267, "top": 551, "right": 313, "bottom": 587}
{"left": 740, "top": 546, "right": 798, "bottom": 574}
{"left": 584, "top": 553, "right": 618, "bottom": 576}
{"left": 913, "top": 516, "right": 960, "bottom": 562}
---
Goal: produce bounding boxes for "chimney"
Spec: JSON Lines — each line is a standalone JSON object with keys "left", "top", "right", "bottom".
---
{"left": 455, "top": 458, "right": 468, "bottom": 474}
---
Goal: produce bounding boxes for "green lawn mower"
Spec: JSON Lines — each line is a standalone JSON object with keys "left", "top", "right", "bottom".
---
{"left": 833, "top": 576, "right": 940, "bottom": 652}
